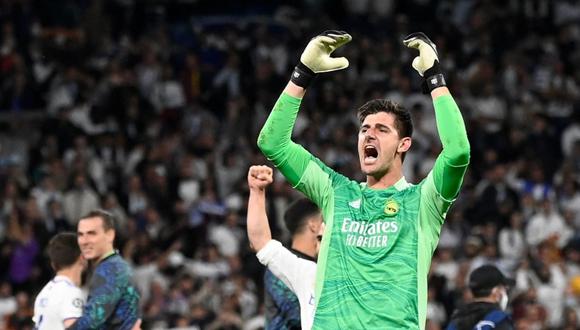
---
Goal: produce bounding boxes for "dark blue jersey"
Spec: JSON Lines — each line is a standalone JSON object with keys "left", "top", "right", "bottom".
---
{"left": 68, "top": 253, "right": 140, "bottom": 330}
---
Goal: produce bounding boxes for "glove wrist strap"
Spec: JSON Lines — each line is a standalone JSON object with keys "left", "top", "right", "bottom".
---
{"left": 422, "top": 74, "right": 446, "bottom": 94}
{"left": 421, "top": 61, "right": 446, "bottom": 94}
{"left": 291, "top": 62, "right": 317, "bottom": 88}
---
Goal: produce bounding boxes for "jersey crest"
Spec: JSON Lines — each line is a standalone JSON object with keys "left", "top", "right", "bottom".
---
{"left": 384, "top": 198, "right": 399, "bottom": 216}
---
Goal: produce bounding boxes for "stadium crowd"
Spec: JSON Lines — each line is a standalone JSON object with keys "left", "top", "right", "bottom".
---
{"left": 0, "top": 0, "right": 580, "bottom": 329}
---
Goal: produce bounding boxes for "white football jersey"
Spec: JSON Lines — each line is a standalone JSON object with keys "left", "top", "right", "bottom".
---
{"left": 257, "top": 240, "right": 317, "bottom": 330}
{"left": 33, "top": 275, "right": 85, "bottom": 330}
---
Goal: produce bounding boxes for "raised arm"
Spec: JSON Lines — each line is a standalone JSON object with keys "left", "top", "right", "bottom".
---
{"left": 247, "top": 165, "right": 274, "bottom": 252}
{"left": 404, "top": 33, "right": 470, "bottom": 200}
{"left": 257, "top": 31, "right": 351, "bottom": 186}
{"left": 430, "top": 86, "right": 470, "bottom": 199}
{"left": 248, "top": 165, "right": 318, "bottom": 296}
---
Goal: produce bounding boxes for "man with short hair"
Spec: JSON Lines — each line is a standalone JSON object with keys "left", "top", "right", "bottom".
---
{"left": 264, "top": 192, "right": 322, "bottom": 329}
{"left": 33, "top": 233, "right": 86, "bottom": 330}
{"left": 247, "top": 165, "right": 322, "bottom": 330}
{"left": 446, "top": 265, "right": 515, "bottom": 330}
{"left": 258, "top": 31, "right": 470, "bottom": 328}
{"left": 68, "top": 209, "right": 140, "bottom": 330}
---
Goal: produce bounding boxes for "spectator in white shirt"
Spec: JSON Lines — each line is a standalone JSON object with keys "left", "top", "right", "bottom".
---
{"left": 526, "top": 199, "right": 573, "bottom": 248}
{"left": 499, "top": 212, "right": 527, "bottom": 271}
{"left": 209, "top": 212, "right": 244, "bottom": 258}
{"left": 0, "top": 282, "right": 17, "bottom": 329}
{"left": 62, "top": 174, "right": 99, "bottom": 226}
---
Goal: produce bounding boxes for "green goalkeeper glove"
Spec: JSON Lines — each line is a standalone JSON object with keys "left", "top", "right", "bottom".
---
{"left": 403, "top": 32, "right": 446, "bottom": 94}
{"left": 291, "top": 30, "right": 352, "bottom": 88}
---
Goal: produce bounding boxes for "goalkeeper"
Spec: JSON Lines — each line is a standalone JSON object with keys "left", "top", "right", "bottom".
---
{"left": 257, "top": 30, "right": 470, "bottom": 329}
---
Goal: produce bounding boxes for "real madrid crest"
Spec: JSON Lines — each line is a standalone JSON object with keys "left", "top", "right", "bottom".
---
{"left": 384, "top": 199, "right": 399, "bottom": 217}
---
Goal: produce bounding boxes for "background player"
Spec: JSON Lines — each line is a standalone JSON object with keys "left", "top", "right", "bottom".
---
{"left": 33, "top": 232, "right": 85, "bottom": 330}
{"left": 68, "top": 210, "right": 141, "bottom": 330}
{"left": 247, "top": 165, "right": 323, "bottom": 330}
{"left": 258, "top": 31, "right": 470, "bottom": 328}
{"left": 264, "top": 197, "right": 322, "bottom": 329}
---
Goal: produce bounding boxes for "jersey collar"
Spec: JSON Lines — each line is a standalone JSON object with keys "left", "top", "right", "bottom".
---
{"left": 361, "top": 176, "right": 410, "bottom": 191}
{"left": 393, "top": 176, "right": 410, "bottom": 191}
{"left": 53, "top": 275, "right": 75, "bottom": 286}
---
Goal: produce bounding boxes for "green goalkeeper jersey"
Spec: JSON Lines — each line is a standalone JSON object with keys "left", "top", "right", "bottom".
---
{"left": 258, "top": 93, "right": 470, "bottom": 329}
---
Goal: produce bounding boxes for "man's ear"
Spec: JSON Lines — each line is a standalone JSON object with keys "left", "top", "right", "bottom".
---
{"left": 398, "top": 137, "right": 412, "bottom": 153}
{"left": 106, "top": 229, "right": 115, "bottom": 245}
{"left": 491, "top": 286, "right": 501, "bottom": 301}
{"left": 307, "top": 218, "right": 319, "bottom": 233}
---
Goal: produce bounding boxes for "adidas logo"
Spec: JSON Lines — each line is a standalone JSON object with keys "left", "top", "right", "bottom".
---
{"left": 348, "top": 199, "right": 361, "bottom": 209}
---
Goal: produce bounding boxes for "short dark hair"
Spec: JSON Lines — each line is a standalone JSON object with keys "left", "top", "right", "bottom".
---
{"left": 283, "top": 198, "right": 320, "bottom": 236}
{"left": 79, "top": 209, "right": 116, "bottom": 231}
{"left": 47, "top": 232, "right": 81, "bottom": 272}
{"left": 357, "top": 99, "right": 413, "bottom": 139}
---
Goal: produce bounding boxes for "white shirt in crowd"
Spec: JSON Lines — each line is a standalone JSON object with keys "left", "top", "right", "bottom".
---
{"left": 256, "top": 240, "right": 316, "bottom": 330}
{"left": 498, "top": 228, "right": 527, "bottom": 271}
{"left": 33, "top": 275, "right": 85, "bottom": 330}
{"left": 526, "top": 210, "right": 573, "bottom": 248}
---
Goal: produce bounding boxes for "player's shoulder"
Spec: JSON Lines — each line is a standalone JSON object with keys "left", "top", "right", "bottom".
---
{"left": 55, "top": 283, "right": 83, "bottom": 300}
{"left": 35, "top": 279, "right": 82, "bottom": 306}
{"left": 50, "top": 277, "right": 81, "bottom": 292}
{"left": 311, "top": 157, "right": 354, "bottom": 185}
{"left": 96, "top": 253, "right": 132, "bottom": 275}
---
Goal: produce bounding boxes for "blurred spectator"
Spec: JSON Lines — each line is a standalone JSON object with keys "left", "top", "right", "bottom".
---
{"left": 3, "top": 291, "right": 34, "bottom": 330}
{"left": 498, "top": 212, "right": 527, "bottom": 272}
{"left": 208, "top": 212, "right": 243, "bottom": 258}
{"left": 7, "top": 215, "right": 39, "bottom": 292}
{"left": 0, "top": 282, "right": 17, "bottom": 329}
{"left": 525, "top": 198, "right": 573, "bottom": 249}
{"left": 62, "top": 173, "right": 100, "bottom": 226}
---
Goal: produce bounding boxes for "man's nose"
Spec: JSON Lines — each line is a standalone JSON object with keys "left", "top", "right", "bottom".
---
{"left": 364, "top": 129, "right": 376, "bottom": 140}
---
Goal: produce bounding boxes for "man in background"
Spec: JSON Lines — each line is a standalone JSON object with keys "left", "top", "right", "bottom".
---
{"left": 247, "top": 165, "right": 322, "bottom": 330}
{"left": 446, "top": 265, "right": 514, "bottom": 330}
{"left": 68, "top": 210, "right": 140, "bottom": 330}
{"left": 33, "top": 232, "right": 85, "bottom": 330}
{"left": 260, "top": 180, "right": 322, "bottom": 329}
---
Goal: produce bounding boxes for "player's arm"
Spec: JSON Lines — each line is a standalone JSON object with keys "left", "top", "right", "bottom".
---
{"left": 257, "top": 31, "right": 351, "bottom": 187}
{"left": 247, "top": 165, "right": 314, "bottom": 293}
{"left": 404, "top": 33, "right": 470, "bottom": 201}
{"left": 247, "top": 165, "right": 274, "bottom": 252}
{"left": 66, "top": 266, "right": 123, "bottom": 329}
{"left": 56, "top": 287, "right": 84, "bottom": 328}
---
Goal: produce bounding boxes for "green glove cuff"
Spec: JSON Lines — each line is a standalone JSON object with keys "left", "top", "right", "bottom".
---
{"left": 291, "top": 62, "right": 317, "bottom": 88}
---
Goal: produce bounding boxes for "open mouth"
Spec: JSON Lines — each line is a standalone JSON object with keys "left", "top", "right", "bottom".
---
{"left": 364, "top": 145, "right": 378, "bottom": 163}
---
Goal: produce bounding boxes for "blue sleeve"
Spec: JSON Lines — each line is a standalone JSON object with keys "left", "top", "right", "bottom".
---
{"left": 264, "top": 269, "right": 301, "bottom": 330}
